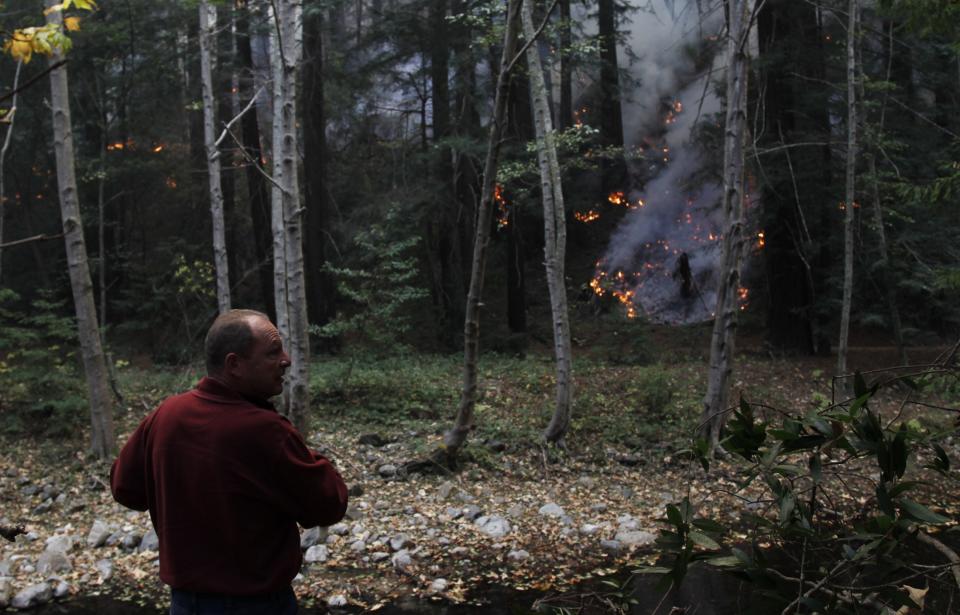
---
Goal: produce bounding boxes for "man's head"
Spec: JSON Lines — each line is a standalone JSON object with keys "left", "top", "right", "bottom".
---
{"left": 205, "top": 309, "right": 291, "bottom": 399}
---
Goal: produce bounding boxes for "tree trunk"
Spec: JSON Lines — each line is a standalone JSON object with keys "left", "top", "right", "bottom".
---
{"left": 522, "top": 0, "right": 573, "bottom": 445}
{"left": 303, "top": 7, "right": 337, "bottom": 337}
{"left": 558, "top": 0, "right": 572, "bottom": 130}
{"left": 236, "top": 0, "right": 275, "bottom": 319}
{"left": 698, "top": 0, "right": 752, "bottom": 456}
{"left": 506, "top": 203, "right": 526, "bottom": 334}
{"left": 597, "top": 0, "right": 624, "bottom": 191}
{"left": 46, "top": 2, "right": 115, "bottom": 458}
{"left": 0, "top": 60, "right": 22, "bottom": 284}
{"left": 444, "top": 0, "right": 522, "bottom": 460}
{"left": 200, "top": 0, "right": 231, "bottom": 314}
{"left": 270, "top": 0, "right": 310, "bottom": 433}
{"left": 837, "top": 0, "right": 858, "bottom": 386}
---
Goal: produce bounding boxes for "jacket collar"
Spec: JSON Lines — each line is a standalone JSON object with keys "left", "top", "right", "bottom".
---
{"left": 195, "top": 376, "right": 277, "bottom": 412}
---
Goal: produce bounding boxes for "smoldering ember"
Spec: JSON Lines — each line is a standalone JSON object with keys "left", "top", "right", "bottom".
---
{"left": 0, "top": 0, "right": 958, "bottom": 613}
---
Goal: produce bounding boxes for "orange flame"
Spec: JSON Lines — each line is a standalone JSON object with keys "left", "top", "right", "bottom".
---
{"left": 153, "top": 145, "right": 164, "bottom": 153}
{"left": 738, "top": 286, "right": 749, "bottom": 311}
{"left": 495, "top": 184, "right": 509, "bottom": 229}
{"left": 757, "top": 231, "right": 765, "bottom": 248}
{"left": 575, "top": 210, "right": 600, "bottom": 223}
{"left": 165, "top": 177, "right": 178, "bottom": 189}
{"left": 608, "top": 191, "right": 626, "bottom": 206}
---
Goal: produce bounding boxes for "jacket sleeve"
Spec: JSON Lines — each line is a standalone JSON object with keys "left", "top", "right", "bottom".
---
{"left": 269, "top": 426, "right": 349, "bottom": 528}
{"left": 109, "top": 415, "right": 152, "bottom": 512}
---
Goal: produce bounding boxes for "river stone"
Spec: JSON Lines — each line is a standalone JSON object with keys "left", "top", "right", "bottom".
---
{"left": 86, "top": 520, "right": 113, "bottom": 548}
{"left": 474, "top": 515, "right": 511, "bottom": 538}
{"left": 139, "top": 529, "right": 159, "bottom": 552}
{"left": 538, "top": 503, "right": 566, "bottom": 518}
{"left": 121, "top": 532, "right": 143, "bottom": 550}
{"left": 350, "top": 540, "right": 366, "bottom": 552}
{"left": 391, "top": 549, "right": 413, "bottom": 573}
{"left": 327, "top": 594, "right": 348, "bottom": 607}
{"left": 0, "top": 577, "right": 11, "bottom": 608}
{"left": 507, "top": 504, "right": 525, "bottom": 518}
{"left": 600, "top": 539, "right": 623, "bottom": 554}
{"left": 437, "top": 481, "right": 455, "bottom": 500}
{"left": 45, "top": 534, "right": 76, "bottom": 553}
{"left": 37, "top": 550, "right": 71, "bottom": 575}
{"left": 11, "top": 582, "right": 52, "bottom": 609}
{"left": 590, "top": 503, "right": 608, "bottom": 513}
{"left": 41, "top": 484, "right": 58, "bottom": 499}
{"left": 301, "top": 527, "right": 324, "bottom": 550}
{"left": 615, "top": 530, "right": 656, "bottom": 547}
{"left": 304, "top": 545, "right": 328, "bottom": 563}
{"left": 444, "top": 507, "right": 462, "bottom": 520}
{"left": 580, "top": 524, "right": 601, "bottom": 536}
{"left": 95, "top": 559, "right": 113, "bottom": 582}
{"left": 617, "top": 514, "right": 639, "bottom": 531}
{"left": 53, "top": 580, "right": 70, "bottom": 599}
{"left": 389, "top": 534, "right": 411, "bottom": 552}
{"left": 0, "top": 560, "right": 12, "bottom": 576}
{"left": 329, "top": 522, "right": 350, "bottom": 536}
{"left": 370, "top": 551, "right": 390, "bottom": 562}
{"left": 462, "top": 505, "right": 483, "bottom": 521}
{"left": 20, "top": 485, "right": 39, "bottom": 497}
{"left": 377, "top": 464, "right": 397, "bottom": 478}
{"left": 358, "top": 434, "right": 388, "bottom": 447}
{"left": 33, "top": 499, "right": 54, "bottom": 514}
{"left": 577, "top": 476, "right": 597, "bottom": 488}
{"left": 429, "top": 578, "right": 448, "bottom": 593}
{"left": 507, "top": 549, "right": 529, "bottom": 562}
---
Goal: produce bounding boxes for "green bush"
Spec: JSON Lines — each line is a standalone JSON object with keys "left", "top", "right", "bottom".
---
{"left": 0, "top": 289, "right": 88, "bottom": 436}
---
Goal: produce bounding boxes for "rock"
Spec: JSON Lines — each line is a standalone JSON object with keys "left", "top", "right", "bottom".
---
{"left": 349, "top": 540, "right": 367, "bottom": 553}
{"left": 67, "top": 501, "right": 86, "bottom": 513}
{"left": 40, "top": 484, "right": 58, "bottom": 500}
{"left": 506, "top": 504, "right": 525, "bottom": 518}
{"left": 20, "top": 485, "right": 39, "bottom": 497}
{"left": 95, "top": 559, "right": 113, "bottom": 582}
{"left": 300, "top": 527, "right": 325, "bottom": 550}
{"left": 345, "top": 506, "right": 363, "bottom": 521}
{"left": 507, "top": 549, "right": 529, "bottom": 562}
{"left": 444, "top": 507, "right": 462, "bottom": 520}
{"left": 358, "top": 434, "right": 388, "bottom": 447}
{"left": 139, "top": 529, "right": 159, "bottom": 552}
{"left": 615, "top": 485, "right": 636, "bottom": 499}
{"left": 54, "top": 494, "right": 67, "bottom": 506}
{"left": 304, "top": 545, "right": 329, "bottom": 563}
{"left": 105, "top": 531, "right": 124, "bottom": 547}
{"left": 449, "top": 546, "right": 469, "bottom": 556}
{"left": 377, "top": 464, "right": 397, "bottom": 478}
{"left": 326, "top": 594, "right": 348, "bottom": 607}
{"left": 429, "top": 578, "right": 448, "bottom": 593}
{"left": 538, "top": 503, "right": 566, "bottom": 518}
{"left": 391, "top": 549, "right": 413, "bottom": 573}
{"left": 455, "top": 490, "right": 475, "bottom": 503}
{"left": 347, "top": 484, "right": 364, "bottom": 497}
{"left": 121, "top": 532, "right": 143, "bottom": 550}
{"left": 615, "top": 530, "right": 656, "bottom": 547}
{"left": 11, "top": 582, "right": 52, "bottom": 609}
{"left": 370, "top": 552, "right": 390, "bottom": 562}
{"left": 600, "top": 539, "right": 623, "bottom": 554}
{"left": 580, "top": 524, "right": 601, "bottom": 536}
{"left": 37, "top": 551, "right": 72, "bottom": 575}
{"left": 0, "top": 577, "right": 11, "bottom": 608}
{"left": 617, "top": 514, "right": 639, "bottom": 531}
{"left": 329, "top": 523, "right": 350, "bottom": 536}
{"left": 577, "top": 476, "right": 597, "bottom": 488}
{"left": 86, "top": 520, "right": 114, "bottom": 548}
{"left": 0, "top": 560, "right": 12, "bottom": 576}
{"left": 45, "top": 535, "right": 76, "bottom": 554}
{"left": 484, "top": 439, "right": 506, "bottom": 453}
{"left": 53, "top": 580, "right": 70, "bottom": 599}
{"left": 474, "top": 515, "right": 511, "bottom": 539}
{"left": 389, "top": 534, "right": 411, "bottom": 551}
{"left": 437, "top": 481, "right": 455, "bottom": 499}
{"left": 616, "top": 453, "right": 643, "bottom": 467}
{"left": 590, "top": 503, "right": 608, "bottom": 513}
{"left": 33, "top": 499, "right": 54, "bottom": 514}
{"left": 462, "top": 505, "right": 483, "bottom": 521}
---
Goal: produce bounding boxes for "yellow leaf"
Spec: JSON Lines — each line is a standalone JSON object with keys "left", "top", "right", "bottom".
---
{"left": 64, "top": 17, "right": 81, "bottom": 31}
{"left": 43, "top": 3, "right": 67, "bottom": 15}
{"left": 72, "top": 0, "right": 98, "bottom": 10}
{"left": 5, "top": 36, "right": 34, "bottom": 63}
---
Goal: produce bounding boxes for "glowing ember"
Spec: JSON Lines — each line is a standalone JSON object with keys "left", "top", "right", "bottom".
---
{"left": 106, "top": 142, "right": 125, "bottom": 151}
{"left": 495, "top": 184, "right": 509, "bottom": 229}
{"left": 153, "top": 145, "right": 164, "bottom": 153}
{"left": 738, "top": 286, "right": 749, "bottom": 311}
{"left": 608, "top": 191, "right": 626, "bottom": 206}
{"left": 575, "top": 210, "right": 600, "bottom": 223}
{"left": 165, "top": 177, "right": 178, "bottom": 189}
{"left": 757, "top": 231, "right": 765, "bottom": 248}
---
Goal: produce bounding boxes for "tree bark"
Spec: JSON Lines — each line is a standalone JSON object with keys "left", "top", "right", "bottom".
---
{"left": 558, "top": 0, "right": 572, "bottom": 130}
{"left": 522, "top": 0, "right": 573, "bottom": 445}
{"left": 699, "top": 0, "right": 752, "bottom": 455}
{"left": 0, "top": 60, "right": 22, "bottom": 285}
{"left": 46, "top": 2, "right": 115, "bottom": 458}
{"left": 444, "top": 0, "right": 522, "bottom": 460}
{"left": 200, "top": 0, "right": 232, "bottom": 314}
{"left": 837, "top": 0, "right": 858, "bottom": 386}
{"left": 270, "top": 0, "right": 310, "bottom": 433}
{"left": 597, "top": 0, "right": 624, "bottom": 191}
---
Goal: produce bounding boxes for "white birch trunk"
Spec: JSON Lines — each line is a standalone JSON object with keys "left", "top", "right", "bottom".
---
{"left": 271, "top": 0, "right": 310, "bottom": 432}
{"left": 837, "top": 0, "right": 858, "bottom": 387}
{"left": 200, "top": 0, "right": 231, "bottom": 314}
{"left": 699, "top": 0, "right": 752, "bottom": 455}
{"left": 45, "top": 2, "right": 114, "bottom": 458}
{"left": 0, "top": 60, "right": 22, "bottom": 284}
{"left": 444, "top": 0, "right": 522, "bottom": 459}
{"left": 521, "top": 0, "right": 573, "bottom": 445}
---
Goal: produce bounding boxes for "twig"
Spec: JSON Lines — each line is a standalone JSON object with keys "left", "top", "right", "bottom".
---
{"left": 213, "top": 86, "right": 264, "bottom": 150}
{"left": 916, "top": 529, "right": 960, "bottom": 590}
{"left": 0, "top": 232, "right": 64, "bottom": 249}
{"left": 505, "top": 0, "right": 560, "bottom": 74}
{"left": 226, "top": 128, "right": 282, "bottom": 191}
{"left": 0, "top": 60, "right": 67, "bottom": 105}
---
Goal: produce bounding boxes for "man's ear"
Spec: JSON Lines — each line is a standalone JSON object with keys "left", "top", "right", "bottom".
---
{"left": 223, "top": 352, "right": 241, "bottom": 375}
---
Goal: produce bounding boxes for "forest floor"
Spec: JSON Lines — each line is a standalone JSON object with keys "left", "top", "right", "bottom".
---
{"left": 0, "top": 327, "right": 957, "bottom": 612}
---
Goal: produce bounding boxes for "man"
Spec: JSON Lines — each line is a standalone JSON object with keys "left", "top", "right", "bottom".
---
{"left": 111, "top": 309, "right": 348, "bottom": 614}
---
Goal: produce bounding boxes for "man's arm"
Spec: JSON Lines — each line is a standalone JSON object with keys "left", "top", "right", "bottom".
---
{"left": 109, "top": 415, "right": 152, "bottom": 512}
{"left": 271, "top": 427, "right": 349, "bottom": 528}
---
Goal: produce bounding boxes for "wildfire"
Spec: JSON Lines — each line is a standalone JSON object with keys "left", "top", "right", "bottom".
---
{"left": 574, "top": 106, "right": 588, "bottom": 128}
{"left": 664, "top": 100, "right": 683, "bottom": 125}
{"left": 738, "top": 286, "right": 749, "bottom": 311}
{"left": 165, "top": 177, "right": 178, "bottom": 189}
{"left": 608, "top": 191, "right": 626, "bottom": 206}
{"left": 590, "top": 264, "right": 642, "bottom": 319}
{"left": 495, "top": 184, "right": 509, "bottom": 229}
{"left": 153, "top": 145, "right": 164, "bottom": 153}
{"left": 575, "top": 210, "right": 600, "bottom": 223}
{"left": 757, "top": 231, "right": 765, "bottom": 248}
{"left": 106, "top": 142, "right": 124, "bottom": 151}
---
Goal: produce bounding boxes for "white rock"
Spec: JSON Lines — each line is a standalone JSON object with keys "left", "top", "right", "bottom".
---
{"left": 0, "top": 576, "right": 12, "bottom": 608}
{"left": 474, "top": 515, "right": 511, "bottom": 539}
{"left": 329, "top": 523, "right": 350, "bottom": 536}
{"left": 11, "top": 582, "right": 52, "bottom": 609}
{"left": 53, "top": 580, "right": 70, "bottom": 599}
{"left": 580, "top": 524, "right": 601, "bottom": 536}
{"left": 507, "top": 549, "right": 529, "bottom": 561}
{"left": 86, "top": 520, "right": 113, "bottom": 548}
{"left": 95, "top": 559, "right": 113, "bottom": 582}
{"left": 391, "top": 549, "right": 413, "bottom": 573}
{"left": 44, "top": 535, "right": 75, "bottom": 554}
{"left": 389, "top": 534, "right": 411, "bottom": 551}
{"left": 350, "top": 540, "right": 367, "bottom": 552}
{"left": 37, "top": 550, "right": 72, "bottom": 575}
{"left": 370, "top": 552, "right": 390, "bottom": 562}
{"left": 327, "top": 594, "right": 348, "bottom": 607}
{"left": 429, "top": 578, "right": 448, "bottom": 593}
{"left": 538, "top": 503, "right": 566, "bottom": 518}
{"left": 304, "top": 545, "right": 329, "bottom": 563}
{"left": 614, "top": 530, "right": 656, "bottom": 547}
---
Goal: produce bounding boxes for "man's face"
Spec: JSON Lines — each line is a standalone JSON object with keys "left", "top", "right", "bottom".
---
{"left": 232, "top": 317, "right": 291, "bottom": 399}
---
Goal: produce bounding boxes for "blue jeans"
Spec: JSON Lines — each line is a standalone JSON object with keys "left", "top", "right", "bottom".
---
{"left": 169, "top": 587, "right": 297, "bottom": 615}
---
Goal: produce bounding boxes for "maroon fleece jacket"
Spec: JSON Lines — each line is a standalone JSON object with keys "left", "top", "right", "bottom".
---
{"left": 110, "top": 377, "right": 348, "bottom": 595}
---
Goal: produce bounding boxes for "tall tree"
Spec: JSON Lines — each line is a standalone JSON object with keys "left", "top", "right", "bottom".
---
{"left": 45, "top": 1, "right": 115, "bottom": 458}
{"left": 699, "top": 0, "right": 753, "bottom": 455}
{"left": 837, "top": 0, "right": 858, "bottom": 385}
{"left": 597, "top": 0, "right": 624, "bottom": 191}
{"left": 0, "top": 60, "right": 22, "bottom": 284}
{"left": 270, "top": 0, "right": 310, "bottom": 432}
{"left": 444, "top": 0, "right": 522, "bottom": 461}
{"left": 522, "top": 0, "right": 573, "bottom": 445}
{"left": 200, "top": 0, "right": 231, "bottom": 314}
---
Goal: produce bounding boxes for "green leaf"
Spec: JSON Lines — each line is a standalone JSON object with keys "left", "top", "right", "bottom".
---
{"left": 691, "top": 518, "right": 725, "bottom": 534}
{"left": 891, "top": 425, "right": 908, "bottom": 479}
{"left": 706, "top": 555, "right": 741, "bottom": 568}
{"left": 854, "top": 371, "right": 868, "bottom": 398}
{"left": 666, "top": 504, "right": 683, "bottom": 528}
{"left": 688, "top": 531, "right": 721, "bottom": 550}
{"left": 898, "top": 499, "right": 950, "bottom": 524}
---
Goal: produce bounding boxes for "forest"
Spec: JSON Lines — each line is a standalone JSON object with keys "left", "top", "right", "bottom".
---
{"left": 0, "top": 0, "right": 958, "bottom": 612}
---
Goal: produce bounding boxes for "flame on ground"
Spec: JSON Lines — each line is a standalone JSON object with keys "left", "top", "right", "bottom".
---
{"left": 575, "top": 210, "right": 600, "bottom": 223}
{"left": 495, "top": 184, "right": 509, "bottom": 229}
